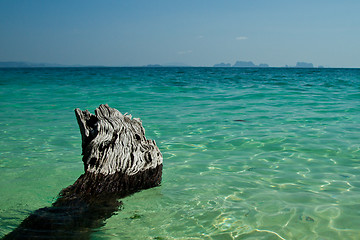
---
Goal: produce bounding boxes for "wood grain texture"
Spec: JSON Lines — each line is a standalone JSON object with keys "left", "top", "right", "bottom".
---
{"left": 75, "top": 104, "right": 162, "bottom": 176}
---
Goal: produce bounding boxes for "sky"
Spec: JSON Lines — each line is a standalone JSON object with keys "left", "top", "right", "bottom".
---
{"left": 1, "top": 0, "right": 360, "bottom": 67}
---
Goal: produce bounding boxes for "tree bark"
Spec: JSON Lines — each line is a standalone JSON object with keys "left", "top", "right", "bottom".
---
{"left": 3, "top": 104, "right": 163, "bottom": 240}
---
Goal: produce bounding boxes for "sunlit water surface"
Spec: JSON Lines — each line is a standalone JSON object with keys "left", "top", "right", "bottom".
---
{"left": 0, "top": 67, "right": 359, "bottom": 239}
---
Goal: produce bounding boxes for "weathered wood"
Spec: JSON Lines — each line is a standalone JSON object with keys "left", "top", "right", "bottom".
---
{"left": 62, "top": 104, "right": 163, "bottom": 198}
{"left": 3, "top": 104, "right": 163, "bottom": 240}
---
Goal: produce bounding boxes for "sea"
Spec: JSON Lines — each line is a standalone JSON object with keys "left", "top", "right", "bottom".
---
{"left": 0, "top": 67, "right": 359, "bottom": 240}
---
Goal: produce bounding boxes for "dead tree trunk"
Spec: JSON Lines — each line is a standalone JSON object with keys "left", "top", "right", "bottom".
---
{"left": 3, "top": 104, "right": 163, "bottom": 240}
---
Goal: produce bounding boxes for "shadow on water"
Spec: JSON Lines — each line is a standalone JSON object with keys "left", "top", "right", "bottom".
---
{"left": 2, "top": 170, "right": 162, "bottom": 240}
{"left": 3, "top": 194, "right": 122, "bottom": 240}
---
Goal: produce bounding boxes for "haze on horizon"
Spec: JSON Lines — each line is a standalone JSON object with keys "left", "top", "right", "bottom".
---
{"left": 1, "top": 0, "right": 360, "bottom": 68}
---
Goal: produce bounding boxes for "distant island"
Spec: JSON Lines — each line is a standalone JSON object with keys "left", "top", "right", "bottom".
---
{"left": 213, "top": 62, "right": 232, "bottom": 67}
{"left": 233, "top": 61, "right": 256, "bottom": 67}
{"left": 0, "top": 61, "right": 86, "bottom": 68}
{"left": 295, "top": 62, "right": 314, "bottom": 68}
{"left": 0, "top": 61, "right": 325, "bottom": 68}
{"left": 144, "top": 62, "right": 191, "bottom": 67}
{"left": 214, "top": 61, "right": 264, "bottom": 68}
{"left": 213, "top": 61, "right": 319, "bottom": 68}
{"left": 213, "top": 61, "right": 270, "bottom": 68}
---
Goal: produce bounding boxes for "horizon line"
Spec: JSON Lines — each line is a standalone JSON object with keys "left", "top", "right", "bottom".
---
{"left": 0, "top": 61, "right": 359, "bottom": 69}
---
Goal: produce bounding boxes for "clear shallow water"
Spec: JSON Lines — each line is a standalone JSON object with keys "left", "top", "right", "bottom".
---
{"left": 0, "top": 67, "right": 359, "bottom": 239}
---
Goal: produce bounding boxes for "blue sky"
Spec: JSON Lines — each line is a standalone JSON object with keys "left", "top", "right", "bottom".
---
{"left": 1, "top": 0, "right": 360, "bottom": 67}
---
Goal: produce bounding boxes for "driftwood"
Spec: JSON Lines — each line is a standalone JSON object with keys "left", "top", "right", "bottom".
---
{"left": 3, "top": 104, "right": 163, "bottom": 240}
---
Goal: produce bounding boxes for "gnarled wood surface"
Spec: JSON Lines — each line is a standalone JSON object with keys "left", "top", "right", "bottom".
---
{"left": 3, "top": 104, "right": 163, "bottom": 240}
{"left": 76, "top": 104, "right": 162, "bottom": 176}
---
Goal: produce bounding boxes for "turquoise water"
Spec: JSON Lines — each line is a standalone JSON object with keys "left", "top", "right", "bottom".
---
{"left": 0, "top": 67, "right": 359, "bottom": 239}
